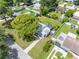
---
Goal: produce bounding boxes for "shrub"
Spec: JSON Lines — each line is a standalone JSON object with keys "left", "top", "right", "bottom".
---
{"left": 61, "top": 17, "right": 69, "bottom": 23}
{"left": 48, "top": 12, "right": 60, "bottom": 20}
{"left": 43, "top": 40, "right": 52, "bottom": 52}
{"left": 76, "top": 29, "right": 79, "bottom": 35}
{"left": 2, "top": 19, "right": 13, "bottom": 28}
{"left": 65, "top": 10, "right": 75, "bottom": 17}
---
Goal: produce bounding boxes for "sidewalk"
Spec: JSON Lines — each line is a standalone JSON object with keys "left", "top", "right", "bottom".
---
{"left": 24, "top": 38, "right": 42, "bottom": 54}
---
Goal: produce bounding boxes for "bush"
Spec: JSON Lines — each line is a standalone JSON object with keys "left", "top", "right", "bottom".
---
{"left": 48, "top": 12, "right": 60, "bottom": 20}
{"left": 43, "top": 40, "right": 52, "bottom": 52}
{"left": 61, "top": 17, "right": 69, "bottom": 23}
{"left": 76, "top": 29, "right": 79, "bottom": 35}
{"left": 65, "top": 10, "right": 75, "bottom": 17}
{"left": 2, "top": 19, "right": 13, "bottom": 28}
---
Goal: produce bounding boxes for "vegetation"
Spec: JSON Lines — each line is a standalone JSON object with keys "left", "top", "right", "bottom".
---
{"left": 65, "top": 10, "right": 75, "bottom": 17}
{"left": 0, "top": 28, "right": 9, "bottom": 59}
{"left": 38, "top": 16, "right": 62, "bottom": 30}
{"left": 40, "top": 0, "right": 58, "bottom": 15}
{"left": 65, "top": 52, "right": 73, "bottom": 59}
{"left": 76, "top": 28, "right": 79, "bottom": 35}
{"left": 55, "top": 24, "right": 77, "bottom": 37}
{"left": 61, "top": 17, "right": 69, "bottom": 23}
{"left": 55, "top": 52, "right": 64, "bottom": 59}
{"left": 11, "top": 14, "right": 38, "bottom": 41}
{"left": 64, "top": 3, "right": 73, "bottom": 6}
{"left": 48, "top": 12, "right": 60, "bottom": 20}
{"left": 43, "top": 40, "right": 52, "bottom": 52}
{"left": 29, "top": 36, "right": 54, "bottom": 59}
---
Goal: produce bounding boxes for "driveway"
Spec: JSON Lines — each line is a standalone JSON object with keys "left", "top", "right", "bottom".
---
{"left": 9, "top": 43, "right": 32, "bottom": 59}
{"left": 6, "top": 38, "right": 32, "bottom": 59}
{"left": 24, "top": 37, "right": 42, "bottom": 54}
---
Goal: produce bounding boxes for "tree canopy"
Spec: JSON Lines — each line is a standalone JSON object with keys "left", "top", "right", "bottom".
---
{"left": 11, "top": 14, "right": 39, "bottom": 40}
{"left": 0, "top": 29, "right": 9, "bottom": 59}
{"left": 40, "top": 0, "right": 58, "bottom": 15}
{"left": 65, "top": 10, "right": 75, "bottom": 17}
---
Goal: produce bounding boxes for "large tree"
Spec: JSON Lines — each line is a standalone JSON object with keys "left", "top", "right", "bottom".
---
{"left": 40, "top": 0, "right": 58, "bottom": 15}
{"left": 0, "top": 28, "right": 9, "bottom": 59}
{"left": 11, "top": 14, "right": 38, "bottom": 40}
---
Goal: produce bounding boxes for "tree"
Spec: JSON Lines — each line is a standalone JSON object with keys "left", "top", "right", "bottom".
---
{"left": 11, "top": 14, "right": 38, "bottom": 40}
{"left": 48, "top": 12, "right": 60, "bottom": 20}
{"left": 0, "top": 29, "right": 9, "bottom": 59}
{"left": 40, "top": 6, "right": 49, "bottom": 15}
{"left": 3, "top": 0, "right": 13, "bottom": 6}
{"left": 76, "top": 28, "right": 79, "bottom": 35}
{"left": 65, "top": 10, "right": 75, "bottom": 17}
{"left": 61, "top": 17, "right": 69, "bottom": 23}
{"left": 7, "top": 8, "right": 13, "bottom": 17}
{"left": 40, "top": 0, "right": 58, "bottom": 15}
{"left": 0, "top": 0, "right": 8, "bottom": 21}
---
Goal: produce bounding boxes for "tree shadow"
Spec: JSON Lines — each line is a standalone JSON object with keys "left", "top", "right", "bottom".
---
{"left": 7, "top": 48, "right": 18, "bottom": 59}
{"left": 6, "top": 34, "right": 15, "bottom": 46}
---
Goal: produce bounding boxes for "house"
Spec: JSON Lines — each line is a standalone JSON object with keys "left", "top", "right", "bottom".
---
{"left": 63, "top": 36, "right": 79, "bottom": 56}
{"left": 73, "top": 11, "right": 79, "bottom": 21}
{"left": 53, "top": 32, "right": 79, "bottom": 58}
{"left": 65, "top": 0, "right": 76, "bottom": 3}
{"left": 35, "top": 23, "right": 53, "bottom": 38}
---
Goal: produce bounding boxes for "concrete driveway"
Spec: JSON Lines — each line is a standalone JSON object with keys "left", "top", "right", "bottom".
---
{"left": 6, "top": 38, "right": 32, "bottom": 59}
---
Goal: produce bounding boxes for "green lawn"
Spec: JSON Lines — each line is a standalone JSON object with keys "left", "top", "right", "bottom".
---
{"left": 55, "top": 24, "right": 78, "bottom": 38}
{"left": 70, "top": 19, "right": 78, "bottom": 25}
{"left": 29, "top": 36, "right": 54, "bottom": 59}
{"left": 55, "top": 52, "right": 62, "bottom": 57}
{"left": 5, "top": 28, "right": 32, "bottom": 49}
{"left": 38, "top": 16, "right": 62, "bottom": 28}
{"left": 0, "top": 21, "right": 32, "bottom": 49}
{"left": 65, "top": 52, "right": 73, "bottom": 59}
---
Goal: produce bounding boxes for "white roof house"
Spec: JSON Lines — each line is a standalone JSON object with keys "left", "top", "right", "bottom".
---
{"left": 33, "top": 3, "right": 41, "bottom": 10}
{"left": 65, "top": 0, "right": 76, "bottom": 3}
{"left": 36, "top": 23, "right": 52, "bottom": 38}
{"left": 42, "top": 27, "right": 50, "bottom": 37}
{"left": 65, "top": 5, "right": 76, "bottom": 10}
{"left": 73, "top": 11, "right": 79, "bottom": 20}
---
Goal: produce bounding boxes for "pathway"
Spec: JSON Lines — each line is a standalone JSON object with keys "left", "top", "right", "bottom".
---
{"left": 24, "top": 37, "right": 42, "bottom": 54}
{"left": 9, "top": 43, "right": 32, "bottom": 59}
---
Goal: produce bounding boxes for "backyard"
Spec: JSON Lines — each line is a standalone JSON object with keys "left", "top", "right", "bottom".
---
{"left": 38, "top": 16, "right": 62, "bottom": 30}
{"left": 55, "top": 24, "right": 79, "bottom": 39}
{"left": 28, "top": 36, "right": 54, "bottom": 59}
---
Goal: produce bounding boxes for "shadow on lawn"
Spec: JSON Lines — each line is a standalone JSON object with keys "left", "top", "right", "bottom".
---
{"left": 7, "top": 48, "right": 18, "bottom": 59}
{"left": 6, "top": 34, "right": 15, "bottom": 46}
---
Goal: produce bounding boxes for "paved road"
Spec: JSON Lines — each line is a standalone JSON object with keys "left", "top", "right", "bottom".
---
{"left": 9, "top": 43, "right": 32, "bottom": 59}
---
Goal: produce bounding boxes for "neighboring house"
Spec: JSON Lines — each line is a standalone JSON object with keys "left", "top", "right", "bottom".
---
{"left": 65, "top": 0, "right": 76, "bottom": 3}
{"left": 35, "top": 23, "right": 53, "bottom": 38}
{"left": 53, "top": 32, "right": 79, "bottom": 58}
{"left": 73, "top": 11, "right": 79, "bottom": 21}
{"left": 33, "top": 2, "right": 41, "bottom": 10}
{"left": 65, "top": 5, "right": 76, "bottom": 10}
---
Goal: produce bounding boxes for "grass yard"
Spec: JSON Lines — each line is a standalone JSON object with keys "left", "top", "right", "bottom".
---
{"left": 55, "top": 24, "right": 78, "bottom": 38}
{"left": 70, "top": 19, "right": 79, "bottom": 25}
{"left": 65, "top": 52, "right": 73, "bottom": 59}
{"left": 38, "top": 16, "right": 62, "bottom": 28}
{"left": 5, "top": 28, "right": 32, "bottom": 49}
{"left": 55, "top": 52, "right": 62, "bottom": 57}
{"left": 28, "top": 36, "right": 54, "bottom": 59}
